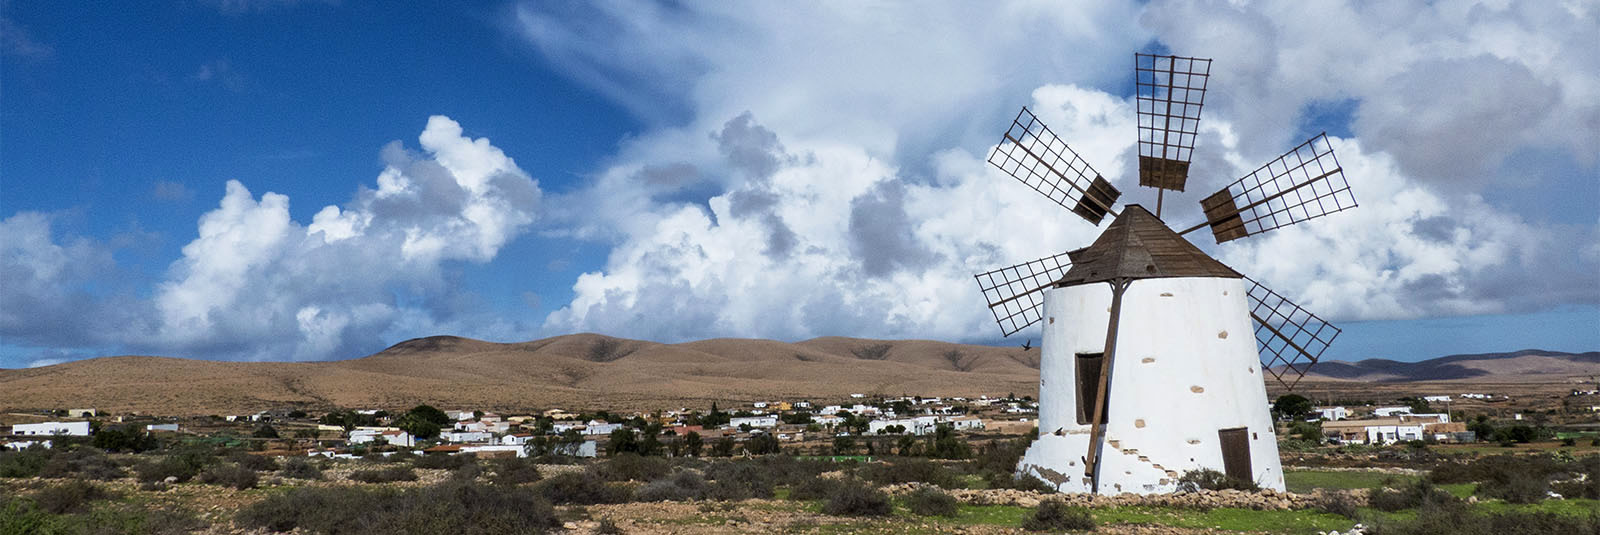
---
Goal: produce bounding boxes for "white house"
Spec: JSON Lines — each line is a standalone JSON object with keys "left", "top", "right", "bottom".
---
{"left": 814, "top": 415, "right": 845, "bottom": 427}
{"left": 850, "top": 393, "right": 865, "bottom": 398}
{"left": 439, "top": 431, "right": 493, "bottom": 443}
{"left": 869, "top": 416, "right": 938, "bottom": 435}
{"left": 447, "top": 410, "right": 476, "bottom": 421}
{"left": 1314, "top": 407, "right": 1349, "bottom": 421}
{"left": 942, "top": 415, "right": 986, "bottom": 431}
{"left": 794, "top": 401, "right": 813, "bottom": 409}
{"left": 1372, "top": 407, "right": 1413, "bottom": 417}
{"left": 583, "top": 422, "right": 624, "bottom": 436}
{"left": 820, "top": 405, "right": 843, "bottom": 415}
{"left": 552, "top": 421, "right": 586, "bottom": 434}
{"left": 752, "top": 402, "right": 769, "bottom": 409}
{"left": 12, "top": 422, "right": 91, "bottom": 437}
{"left": 501, "top": 433, "right": 534, "bottom": 446}
{"left": 349, "top": 429, "right": 414, "bottom": 447}
{"left": 1364, "top": 424, "right": 1425, "bottom": 445}
{"left": 729, "top": 416, "right": 778, "bottom": 429}
{"left": 1422, "top": 395, "right": 1451, "bottom": 403}
{"left": 145, "top": 423, "right": 180, "bottom": 432}
{"left": 3, "top": 440, "right": 52, "bottom": 450}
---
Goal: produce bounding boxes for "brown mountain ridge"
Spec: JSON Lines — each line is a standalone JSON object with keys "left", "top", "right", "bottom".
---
{"left": 4, "top": 335, "right": 1591, "bottom": 416}
{"left": 0, "top": 334, "right": 1041, "bottom": 415}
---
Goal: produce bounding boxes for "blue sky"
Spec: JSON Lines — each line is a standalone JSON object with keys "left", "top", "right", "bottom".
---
{"left": 3, "top": 1, "right": 1597, "bottom": 368}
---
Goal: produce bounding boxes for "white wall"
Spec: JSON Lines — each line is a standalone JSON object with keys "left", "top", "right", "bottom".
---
{"left": 12, "top": 422, "right": 91, "bottom": 437}
{"left": 1018, "top": 277, "right": 1285, "bottom": 494}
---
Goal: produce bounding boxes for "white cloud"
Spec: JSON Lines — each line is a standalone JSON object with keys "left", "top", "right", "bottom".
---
{"left": 524, "top": 1, "right": 1598, "bottom": 343}
{"left": 3, "top": 116, "right": 543, "bottom": 362}
{"left": 1142, "top": 0, "right": 1599, "bottom": 186}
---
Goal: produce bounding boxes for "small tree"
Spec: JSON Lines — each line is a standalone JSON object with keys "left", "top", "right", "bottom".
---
{"left": 832, "top": 436, "right": 856, "bottom": 455}
{"left": 684, "top": 432, "right": 703, "bottom": 457}
{"left": 1273, "top": 394, "right": 1314, "bottom": 421}
{"left": 252, "top": 424, "right": 280, "bottom": 439}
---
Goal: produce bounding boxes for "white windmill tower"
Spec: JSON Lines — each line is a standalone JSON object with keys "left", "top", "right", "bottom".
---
{"left": 974, "top": 54, "right": 1357, "bottom": 494}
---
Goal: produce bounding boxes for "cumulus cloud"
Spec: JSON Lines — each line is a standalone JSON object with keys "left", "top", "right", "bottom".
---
{"left": 0, "top": 213, "right": 138, "bottom": 349}
{"left": 526, "top": 1, "right": 1598, "bottom": 343}
{"left": 1142, "top": 0, "right": 1600, "bottom": 188}
{"left": 3, "top": 116, "right": 542, "bottom": 362}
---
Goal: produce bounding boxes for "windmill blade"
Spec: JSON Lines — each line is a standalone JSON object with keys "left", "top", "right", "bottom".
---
{"left": 988, "top": 107, "right": 1122, "bottom": 224}
{"left": 1244, "top": 276, "right": 1341, "bottom": 390}
{"left": 1136, "top": 53, "right": 1212, "bottom": 193}
{"left": 1182, "top": 133, "right": 1357, "bottom": 243}
{"left": 974, "top": 251, "right": 1073, "bottom": 337}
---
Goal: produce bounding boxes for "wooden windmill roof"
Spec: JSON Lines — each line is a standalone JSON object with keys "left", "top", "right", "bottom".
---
{"left": 1058, "top": 204, "right": 1241, "bottom": 287}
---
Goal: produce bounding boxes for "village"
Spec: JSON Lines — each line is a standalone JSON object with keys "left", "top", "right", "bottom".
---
{"left": 9, "top": 387, "right": 1600, "bottom": 457}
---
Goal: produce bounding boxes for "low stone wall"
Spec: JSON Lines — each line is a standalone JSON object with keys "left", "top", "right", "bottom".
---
{"left": 885, "top": 484, "right": 1367, "bottom": 511}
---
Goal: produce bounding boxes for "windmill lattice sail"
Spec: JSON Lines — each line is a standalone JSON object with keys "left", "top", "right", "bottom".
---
{"left": 1135, "top": 53, "right": 1211, "bottom": 192}
{"left": 1193, "top": 133, "right": 1356, "bottom": 243}
{"left": 1244, "top": 276, "right": 1341, "bottom": 390}
{"left": 988, "top": 107, "right": 1122, "bottom": 224}
{"left": 975, "top": 251, "right": 1073, "bottom": 337}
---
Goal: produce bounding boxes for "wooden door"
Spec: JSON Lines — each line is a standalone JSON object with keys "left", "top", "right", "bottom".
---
{"left": 1217, "top": 427, "right": 1252, "bottom": 482}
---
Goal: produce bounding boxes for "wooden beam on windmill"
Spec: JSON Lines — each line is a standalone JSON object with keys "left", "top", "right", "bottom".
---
{"left": 989, "top": 107, "right": 1122, "bottom": 225}
{"left": 1180, "top": 133, "right": 1357, "bottom": 243}
{"left": 1135, "top": 54, "right": 1211, "bottom": 217}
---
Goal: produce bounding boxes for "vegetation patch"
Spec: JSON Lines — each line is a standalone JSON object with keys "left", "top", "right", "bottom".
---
{"left": 237, "top": 479, "right": 559, "bottom": 534}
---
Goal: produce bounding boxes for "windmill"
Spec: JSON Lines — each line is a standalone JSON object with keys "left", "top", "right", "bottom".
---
{"left": 974, "top": 53, "right": 1357, "bottom": 494}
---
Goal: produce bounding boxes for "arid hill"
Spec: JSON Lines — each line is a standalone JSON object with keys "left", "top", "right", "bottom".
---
{"left": 4, "top": 336, "right": 1591, "bottom": 416}
{"left": 1288, "top": 349, "right": 1598, "bottom": 383}
{"left": 0, "top": 334, "right": 1042, "bottom": 415}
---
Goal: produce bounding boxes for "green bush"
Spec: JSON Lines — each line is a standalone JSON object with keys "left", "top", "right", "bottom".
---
{"left": 787, "top": 475, "right": 844, "bottom": 501}
{"left": 704, "top": 461, "right": 776, "bottom": 500}
{"left": 490, "top": 457, "right": 543, "bottom": 486}
{"left": 0, "top": 447, "right": 52, "bottom": 478}
{"left": 1310, "top": 491, "right": 1361, "bottom": 519}
{"left": 1429, "top": 454, "right": 1568, "bottom": 504}
{"left": 33, "top": 480, "right": 114, "bottom": 515}
{"left": 859, "top": 458, "right": 959, "bottom": 488}
{"left": 1365, "top": 500, "right": 1600, "bottom": 535}
{"left": 531, "top": 471, "right": 633, "bottom": 505}
{"left": 348, "top": 466, "right": 418, "bottom": 483}
{"left": 1369, "top": 479, "right": 1458, "bottom": 512}
{"left": 821, "top": 481, "right": 892, "bottom": 516}
{"left": 279, "top": 457, "right": 324, "bottom": 480}
{"left": 1175, "top": 468, "right": 1259, "bottom": 492}
{"left": 39, "top": 449, "right": 123, "bottom": 481}
{"left": 198, "top": 463, "right": 258, "bottom": 490}
{"left": 593, "top": 453, "right": 670, "bottom": 482}
{"left": 1021, "top": 500, "right": 1095, "bottom": 532}
{"left": 237, "top": 479, "right": 559, "bottom": 534}
{"left": 904, "top": 486, "right": 959, "bottom": 517}
{"left": 636, "top": 470, "right": 710, "bottom": 502}
{"left": 413, "top": 452, "right": 474, "bottom": 470}
{"left": 227, "top": 451, "right": 279, "bottom": 472}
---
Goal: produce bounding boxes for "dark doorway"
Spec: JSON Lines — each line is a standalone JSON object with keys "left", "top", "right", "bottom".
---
{"left": 1217, "top": 427, "right": 1252, "bottom": 482}
{"left": 1075, "top": 352, "right": 1107, "bottom": 424}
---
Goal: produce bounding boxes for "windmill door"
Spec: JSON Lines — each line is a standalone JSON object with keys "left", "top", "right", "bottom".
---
{"left": 1217, "top": 428, "right": 1252, "bottom": 482}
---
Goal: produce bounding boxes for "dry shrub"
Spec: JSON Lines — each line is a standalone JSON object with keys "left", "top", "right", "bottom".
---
{"left": 348, "top": 466, "right": 417, "bottom": 483}
{"left": 905, "top": 486, "right": 959, "bottom": 517}
{"left": 1022, "top": 500, "right": 1095, "bottom": 532}
{"left": 822, "top": 481, "right": 891, "bottom": 516}
{"left": 199, "top": 463, "right": 259, "bottom": 490}
{"left": 33, "top": 480, "right": 114, "bottom": 514}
